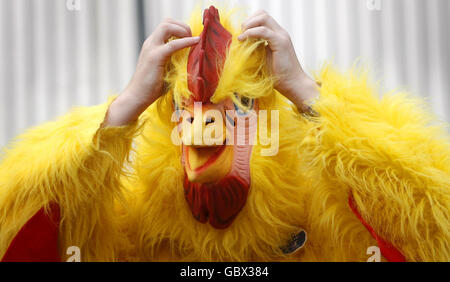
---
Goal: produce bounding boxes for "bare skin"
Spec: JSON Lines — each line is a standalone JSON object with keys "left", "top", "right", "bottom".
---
{"left": 239, "top": 10, "right": 319, "bottom": 112}
{"left": 104, "top": 10, "right": 319, "bottom": 127}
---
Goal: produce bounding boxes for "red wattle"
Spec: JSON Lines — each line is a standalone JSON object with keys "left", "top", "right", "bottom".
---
{"left": 184, "top": 175, "right": 250, "bottom": 229}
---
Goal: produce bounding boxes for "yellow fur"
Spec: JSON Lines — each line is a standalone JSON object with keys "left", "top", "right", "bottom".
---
{"left": 0, "top": 99, "right": 143, "bottom": 261}
{"left": 302, "top": 66, "right": 450, "bottom": 261}
{"left": 127, "top": 90, "right": 309, "bottom": 261}
{"left": 0, "top": 8, "right": 449, "bottom": 262}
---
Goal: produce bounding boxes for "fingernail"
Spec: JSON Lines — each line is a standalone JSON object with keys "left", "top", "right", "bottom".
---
{"left": 193, "top": 36, "right": 200, "bottom": 41}
{"left": 238, "top": 34, "right": 244, "bottom": 41}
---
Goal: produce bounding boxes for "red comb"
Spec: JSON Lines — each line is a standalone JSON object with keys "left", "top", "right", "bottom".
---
{"left": 187, "top": 6, "right": 232, "bottom": 102}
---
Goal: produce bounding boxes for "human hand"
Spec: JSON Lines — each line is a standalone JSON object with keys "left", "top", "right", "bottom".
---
{"left": 238, "top": 10, "right": 319, "bottom": 111}
{"left": 105, "top": 18, "right": 200, "bottom": 126}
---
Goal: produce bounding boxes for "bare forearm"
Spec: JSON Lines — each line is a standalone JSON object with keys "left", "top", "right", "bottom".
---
{"left": 104, "top": 88, "right": 155, "bottom": 127}
{"left": 281, "top": 73, "right": 320, "bottom": 113}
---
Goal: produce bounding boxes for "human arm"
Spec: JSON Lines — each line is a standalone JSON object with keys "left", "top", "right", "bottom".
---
{"left": 239, "top": 10, "right": 450, "bottom": 261}
{"left": 0, "top": 18, "right": 199, "bottom": 261}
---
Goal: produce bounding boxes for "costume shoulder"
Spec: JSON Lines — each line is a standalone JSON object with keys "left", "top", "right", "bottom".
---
{"left": 0, "top": 97, "right": 141, "bottom": 261}
{"left": 302, "top": 66, "right": 450, "bottom": 261}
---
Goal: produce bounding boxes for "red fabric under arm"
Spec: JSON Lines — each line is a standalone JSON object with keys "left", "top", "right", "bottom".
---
{"left": 348, "top": 195, "right": 406, "bottom": 262}
{"left": 1, "top": 203, "right": 61, "bottom": 262}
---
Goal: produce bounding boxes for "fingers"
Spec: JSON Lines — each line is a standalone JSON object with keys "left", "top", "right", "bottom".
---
{"left": 161, "top": 36, "right": 200, "bottom": 57}
{"left": 238, "top": 10, "right": 291, "bottom": 52}
{"left": 154, "top": 22, "right": 192, "bottom": 43}
{"left": 241, "top": 12, "right": 281, "bottom": 32}
{"left": 163, "top": 18, "right": 192, "bottom": 36}
{"left": 237, "top": 26, "right": 276, "bottom": 42}
{"left": 143, "top": 18, "right": 199, "bottom": 60}
{"left": 247, "top": 9, "right": 266, "bottom": 19}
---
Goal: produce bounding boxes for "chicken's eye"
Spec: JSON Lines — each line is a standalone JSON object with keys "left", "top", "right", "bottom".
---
{"left": 233, "top": 93, "right": 254, "bottom": 116}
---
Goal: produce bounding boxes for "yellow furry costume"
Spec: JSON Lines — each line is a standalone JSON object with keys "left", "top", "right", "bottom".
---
{"left": 0, "top": 7, "right": 449, "bottom": 262}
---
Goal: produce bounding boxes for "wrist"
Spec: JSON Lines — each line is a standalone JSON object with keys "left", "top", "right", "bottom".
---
{"left": 122, "top": 81, "right": 160, "bottom": 108}
{"left": 104, "top": 88, "right": 154, "bottom": 127}
{"left": 283, "top": 73, "right": 319, "bottom": 112}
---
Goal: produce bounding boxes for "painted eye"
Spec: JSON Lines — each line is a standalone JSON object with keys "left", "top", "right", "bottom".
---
{"left": 233, "top": 93, "right": 254, "bottom": 116}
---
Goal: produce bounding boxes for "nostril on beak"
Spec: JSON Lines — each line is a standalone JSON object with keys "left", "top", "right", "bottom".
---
{"left": 205, "top": 117, "right": 215, "bottom": 125}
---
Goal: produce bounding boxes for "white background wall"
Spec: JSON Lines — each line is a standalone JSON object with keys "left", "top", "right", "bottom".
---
{"left": 0, "top": 0, "right": 449, "bottom": 148}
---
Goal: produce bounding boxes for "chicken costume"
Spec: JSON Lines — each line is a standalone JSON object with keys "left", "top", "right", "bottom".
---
{"left": 0, "top": 6, "right": 449, "bottom": 262}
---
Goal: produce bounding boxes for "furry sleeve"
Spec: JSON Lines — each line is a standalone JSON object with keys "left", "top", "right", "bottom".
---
{"left": 302, "top": 66, "right": 450, "bottom": 261}
{"left": 0, "top": 98, "right": 142, "bottom": 261}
